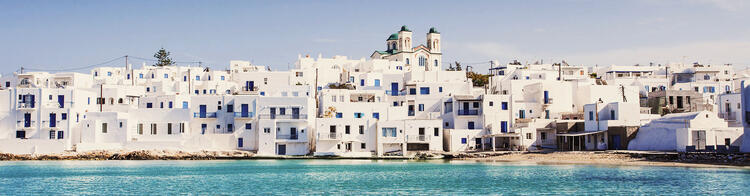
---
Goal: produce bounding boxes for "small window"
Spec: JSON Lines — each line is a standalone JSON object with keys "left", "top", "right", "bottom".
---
{"left": 461, "top": 138, "right": 467, "bottom": 144}
{"left": 359, "top": 125, "right": 364, "bottom": 134}
{"left": 264, "top": 128, "right": 270, "bottom": 133}
{"left": 501, "top": 102, "right": 508, "bottom": 110}
{"left": 418, "top": 104, "right": 424, "bottom": 111}
{"left": 102, "top": 123, "right": 108, "bottom": 133}
{"left": 434, "top": 128, "right": 439, "bottom": 136}
{"left": 345, "top": 125, "right": 351, "bottom": 134}
{"left": 361, "top": 143, "right": 366, "bottom": 149}
{"left": 489, "top": 101, "right": 493, "bottom": 106}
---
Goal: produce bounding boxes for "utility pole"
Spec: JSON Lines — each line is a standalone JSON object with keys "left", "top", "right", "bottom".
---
{"left": 620, "top": 85, "right": 627, "bottom": 102}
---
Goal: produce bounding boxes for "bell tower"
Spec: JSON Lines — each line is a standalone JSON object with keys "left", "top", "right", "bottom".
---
{"left": 427, "top": 27, "right": 441, "bottom": 53}
{"left": 398, "top": 25, "right": 413, "bottom": 53}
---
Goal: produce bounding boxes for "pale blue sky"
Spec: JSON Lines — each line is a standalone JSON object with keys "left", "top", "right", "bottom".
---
{"left": 2, "top": 0, "right": 749, "bottom": 73}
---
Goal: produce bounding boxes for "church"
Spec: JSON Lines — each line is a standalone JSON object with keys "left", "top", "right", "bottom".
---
{"left": 370, "top": 25, "right": 442, "bottom": 71}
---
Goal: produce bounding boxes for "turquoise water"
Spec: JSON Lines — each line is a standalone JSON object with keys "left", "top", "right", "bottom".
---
{"left": 0, "top": 160, "right": 748, "bottom": 195}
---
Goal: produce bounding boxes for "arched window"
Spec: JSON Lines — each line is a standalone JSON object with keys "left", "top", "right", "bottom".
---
{"left": 406, "top": 58, "right": 410, "bottom": 65}
{"left": 118, "top": 98, "right": 123, "bottom": 104}
{"left": 418, "top": 56, "right": 426, "bottom": 66}
{"left": 392, "top": 43, "right": 396, "bottom": 50}
{"left": 434, "top": 60, "right": 439, "bottom": 67}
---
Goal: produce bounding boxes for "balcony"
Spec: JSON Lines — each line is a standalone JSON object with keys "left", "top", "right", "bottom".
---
{"left": 193, "top": 112, "right": 217, "bottom": 118}
{"left": 238, "top": 86, "right": 260, "bottom": 94}
{"left": 258, "top": 114, "right": 307, "bottom": 120}
{"left": 16, "top": 120, "right": 35, "bottom": 128}
{"left": 318, "top": 132, "right": 341, "bottom": 140}
{"left": 277, "top": 134, "right": 299, "bottom": 140}
{"left": 233, "top": 112, "right": 255, "bottom": 119}
{"left": 719, "top": 112, "right": 737, "bottom": 121}
{"left": 406, "top": 135, "right": 431, "bottom": 143}
{"left": 385, "top": 90, "right": 406, "bottom": 96}
{"left": 457, "top": 109, "right": 479, "bottom": 116}
{"left": 17, "top": 102, "right": 35, "bottom": 109}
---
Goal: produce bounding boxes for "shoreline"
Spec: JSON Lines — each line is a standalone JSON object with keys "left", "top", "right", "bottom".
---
{"left": 2, "top": 150, "right": 749, "bottom": 169}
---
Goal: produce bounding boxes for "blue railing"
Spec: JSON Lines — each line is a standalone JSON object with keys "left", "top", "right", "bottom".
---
{"left": 193, "top": 112, "right": 217, "bottom": 118}
{"left": 385, "top": 90, "right": 406, "bottom": 96}
{"left": 233, "top": 112, "right": 255, "bottom": 118}
{"left": 457, "top": 110, "right": 479, "bottom": 115}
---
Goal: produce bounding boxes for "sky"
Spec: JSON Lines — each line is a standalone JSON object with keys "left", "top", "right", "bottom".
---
{"left": 1, "top": 0, "right": 750, "bottom": 74}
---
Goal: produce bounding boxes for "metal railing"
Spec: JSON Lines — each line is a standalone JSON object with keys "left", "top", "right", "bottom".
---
{"left": 457, "top": 109, "right": 479, "bottom": 115}
{"left": 17, "top": 102, "right": 35, "bottom": 109}
{"left": 277, "top": 134, "right": 299, "bottom": 140}
{"left": 406, "top": 135, "right": 430, "bottom": 142}
{"left": 193, "top": 112, "right": 217, "bottom": 118}
{"left": 233, "top": 112, "right": 255, "bottom": 118}
{"left": 258, "top": 114, "right": 307, "bottom": 120}
{"left": 385, "top": 90, "right": 406, "bottom": 96}
{"left": 318, "top": 132, "right": 341, "bottom": 140}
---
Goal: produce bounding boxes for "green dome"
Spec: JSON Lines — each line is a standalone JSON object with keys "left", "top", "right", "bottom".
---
{"left": 400, "top": 25, "right": 411, "bottom": 32}
{"left": 429, "top": 27, "right": 440, "bottom": 34}
{"left": 387, "top": 33, "right": 398, "bottom": 40}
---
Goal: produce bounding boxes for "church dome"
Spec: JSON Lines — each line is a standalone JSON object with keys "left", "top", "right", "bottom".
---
{"left": 387, "top": 33, "right": 398, "bottom": 40}
{"left": 399, "top": 25, "right": 411, "bottom": 32}
{"left": 429, "top": 27, "right": 440, "bottom": 34}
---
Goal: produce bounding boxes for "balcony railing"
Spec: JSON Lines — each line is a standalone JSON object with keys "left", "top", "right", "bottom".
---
{"left": 457, "top": 109, "right": 479, "bottom": 115}
{"left": 318, "top": 132, "right": 341, "bottom": 140}
{"left": 719, "top": 112, "right": 737, "bottom": 121}
{"left": 277, "top": 134, "right": 299, "bottom": 140}
{"left": 385, "top": 90, "right": 406, "bottom": 96}
{"left": 406, "top": 135, "right": 430, "bottom": 143}
{"left": 258, "top": 114, "right": 307, "bottom": 120}
{"left": 193, "top": 112, "right": 217, "bottom": 118}
{"left": 17, "top": 102, "right": 35, "bottom": 109}
{"left": 233, "top": 112, "right": 255, "bottom": 118}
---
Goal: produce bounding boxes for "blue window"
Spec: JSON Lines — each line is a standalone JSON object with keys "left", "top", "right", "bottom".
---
{"left": 168, "top": 101, "right": 173, "bottom": 108}
{"left": 151, "top": 74, "right": 154, "bottom": 78}
{"left": 354, "top": 113, "right": 364, "bottom": 118}
{"left": 107, "top": 72, "right": 112, "bottom": 76}
{"left": 519, "top": 110, "right": 526, "bottom": 119}
{"left": 439, "top": 87, "right": 443, "bottom": 92}
{"left": 127, "top": 74, "right": 130, "bottom": 79}
{"left": 238, "top": 138, "right": 243, "bottom": 148}
{"left": 336, "top": 113, "right": 343, "bottom": 118}
{"left": 260, "top": 92, "right": 265, "bottom": 96}
{"left": 501, "top": 121, "right": 508, "bottom": 133}
{"left": 374, "top": 79, "right": 380, "bottom": 87}
{"left": 418, "top": 104, "right": 424, "bottom": 111}
{"left": 184, "top": 76, "right": 187, "bottom": 81}
{"left": 221, "top": 76, "right": 225, "bottom": 81}
{"left": 461, "top": 138, "right": 467, "bottom": 144}
{"left": 195, "top": 76, "right": 200, "bottom": 81}
{"left": 349, "top": 76, "right": 354, "bottom": 83}
{"left": 704, "top": 75, "right": 710, "bottom": 80}
{"left": 146, "top": 87, "right": 150, "bottom": 92}
{"left": 525, "top": 76, "right": 530, "bottom": 80}
{"left": 420, "top": 87, "right": 430, "bottom": 95}
{"left": 160, "top": 102, "right": 164, "bottom": 108}
{"left": 164, "top": 74, "right": 168, "bottom": 78}
{"left": 94, "top": 72, "right": 98, "bottom": 76}
{"left": 406, "top": 58, "right": 410, "bottom": 65}
{"left": 545, "top": 110, "right": 550, "bottom": 119}
{"left": 589, "top": 111, "right": 594, "bottom": 121}
{"left": 57, "top": 131, "right": 64, "bottom": 139}
{"left": 88, "top": 97, "right": 90, "bottom": 104}
{"left": 610, "top": 110, "right": 616, "bottom": 120}
{"left": 146, "top": 103, "right": 153, "bottom": 108}
{"left": 645, "top": 85, "right": 650, "bottom": 92}
{"left": 501, "top": 102, "right": 508, "bottom": 110}
{"left": 139, "top": 73, "right": 144, "bottom": 78}
{"left": 409, "top": 88, "right": 416, "bottom": 95}
{"left": 203, "top": 90, "right": 207, "bottom": 94}
{"left": 194, "top": 90, "right": 199, "bottom": 95}
{"left": 372, "top": 112, "right": 380, "bottom": 119}
{"left": 182, "top": 101, "right": 188, "bottom": 109}
{"left": 393, "top": 102, "right": 398, "bottom": 106}
{"left": 61, "top": 113, "right": 67, "bottom": 120}
{"left": 245, "top": 123, "right": 252, "bottom": 129}
{"left": 360, "top": 79, "right": 365, "bottom": 86}
{"left": 208, "top": 76, "right": 211, "bottom": 81}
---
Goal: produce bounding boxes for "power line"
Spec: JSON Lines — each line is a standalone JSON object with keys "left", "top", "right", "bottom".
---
{"left": 23, "top": 56, "right": 126, "bottom": 72}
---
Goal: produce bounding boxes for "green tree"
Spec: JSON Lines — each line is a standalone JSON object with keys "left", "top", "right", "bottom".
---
{"left": 153, "top": 48, "right": 174, "bottom": 67}
{"left": 467, "top": 71, "right": 489, "bottom": 87}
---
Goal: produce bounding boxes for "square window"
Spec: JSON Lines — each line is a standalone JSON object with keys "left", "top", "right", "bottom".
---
{"left": 461, "top": 138, "right": 467, "bottom": 144}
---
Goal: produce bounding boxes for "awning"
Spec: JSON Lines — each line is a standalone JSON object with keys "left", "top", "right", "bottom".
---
{"left": 556, "top": 130, "right": 606, "bottom": 137}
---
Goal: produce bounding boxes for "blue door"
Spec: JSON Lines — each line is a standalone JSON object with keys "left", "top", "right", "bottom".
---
{"left": 360, "top": 79, "right": 365, "bottom": 86}
{"left": 292, "top": 107, "right": 300, "bottom": 119}
{"left": 519, "top": 110, "right": 526, "bottom": 119}
{"left": 611, "top": 135, "right": 621, "bottom": 150}
{"left": 246, "top": 81, "right": 254, "bottom": 91}
{"left": 238, "top": 138, "right": 244, "bottom": 148}
{"left": 543, "top": 91, "right": 549, "bottom": 104}
{"left": 201, "top": 124, "right": 207, "bottom": 134}
{"left": 24, "top": 113, "right": 31, "bottom": 127}
{"left": 391, "top": 83, "right": 398, "bottom": 96}
{"left": 269, "top": 108, "right": 276, "bottom": 119}
{"left": 277, "top": 144, "right": 286, "bottom": 155}
{"left": 199, "top": 105, "right": 207, "bottom": 118}
{"left": 468, "top": 122, "right": 475, "bottom": 129}
{"left": 30, "top": 95, "right": 35, "bottom": 108}
{"left": 57, "top": 95, "right": 64, "bottom": 108}
{"left": 501, "top": 121, "right": 507, "bottom": 133}
{"left": 241, "top": 104, "right": 249, "bottom": 117}
{"left": 49, "top": 113, "right": 56, "bottom": 128}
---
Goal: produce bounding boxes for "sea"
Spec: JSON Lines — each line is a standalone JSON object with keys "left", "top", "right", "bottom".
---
{"left": 0, "top": 159, "right": 748, "bottom": 195}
